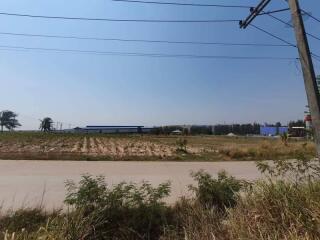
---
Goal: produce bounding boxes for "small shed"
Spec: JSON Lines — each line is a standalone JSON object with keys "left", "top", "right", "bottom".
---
{"left": 171, "top": 129, "right": 182, "bottom": 135}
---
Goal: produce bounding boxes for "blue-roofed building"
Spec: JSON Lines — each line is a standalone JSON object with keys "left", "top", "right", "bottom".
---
{"left": 260, "top": 126, "right": 288, "bottom": 136}
{"left": 260, "top": 126, "right": 277, "bottom": 136}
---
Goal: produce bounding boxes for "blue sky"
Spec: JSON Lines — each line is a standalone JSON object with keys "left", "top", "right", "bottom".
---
{"left": 0, "top": 0, "right": 319, "bottom": 129}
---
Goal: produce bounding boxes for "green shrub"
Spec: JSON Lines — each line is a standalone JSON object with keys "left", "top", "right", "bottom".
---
{"left": 64, "top": 174, "right": 172, "bottom": 240}
{"left": 189, "top": 170, "right": 245, "bottom": 209}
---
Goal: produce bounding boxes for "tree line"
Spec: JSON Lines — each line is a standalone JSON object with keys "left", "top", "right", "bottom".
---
{"left": 152, "top": 121, "right": 306, "bottom": 136}
{"left": 213, "top": 123, "right": 261, "bottom": 135}
{"left": 151, "top": 124, "right": 261, "bottom": 135}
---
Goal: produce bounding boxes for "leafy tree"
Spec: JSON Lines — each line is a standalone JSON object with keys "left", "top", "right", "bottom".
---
{"left": 0, "top": 110, "right": 21, "bottom": 132}
{"left": 39, "top": 117, "right": 53, "bottom": 132}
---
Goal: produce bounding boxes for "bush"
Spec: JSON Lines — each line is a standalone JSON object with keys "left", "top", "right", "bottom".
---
{"left": 189, "top": 170, "right": 245, "bottom": 210}
{"left": 64, "top": 174, "right": 172, "bottom": 240}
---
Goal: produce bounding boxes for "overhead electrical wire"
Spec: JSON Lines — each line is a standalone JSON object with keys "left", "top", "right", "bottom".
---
{"left": 250, "top": 24, "right": 320, "bottom": 63}
{"left": 0, "top": 11, "right": 239, "bottom": 23}
{"left": 266, "top": 13, "right": 320, "bottom": 42}
{"left": 0, "top": 44, "right": 298, "bottom": 60}
{"left": 0, "top": 31, "right": 292, "bottom": 47}
{"left": 249, "top": 24, "right": 296, "bottom": 47}
{"left": 301, "top": 10, "right": 320, "bottom": 24}
{"left": 111, "top": 0, "right": 252, "bottom": 9}
{"left": 258, "top": 8, "right": 290, "bottom": 15}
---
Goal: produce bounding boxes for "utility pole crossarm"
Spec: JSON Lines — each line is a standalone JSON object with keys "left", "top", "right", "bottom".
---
{"left": 239, "top": 0, "right": 271, "bottom": 29}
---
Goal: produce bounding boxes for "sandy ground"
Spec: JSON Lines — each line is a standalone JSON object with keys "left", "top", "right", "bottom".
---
{"left": 0, "top": 160, "right": 262, "bottom": 210}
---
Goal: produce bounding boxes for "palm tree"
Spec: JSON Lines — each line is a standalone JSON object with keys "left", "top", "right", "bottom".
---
{"left": 0, "top": 110, "right": 21, "bottom": 132}
{"left": 40, "top": 117, "right": 54, "bottom": 132}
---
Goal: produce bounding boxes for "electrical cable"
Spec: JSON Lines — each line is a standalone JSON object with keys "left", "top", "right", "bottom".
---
{"left": 0, "top": 11, "right": 239, "bottom": 23}
{"left": 0, "top": 31, "right": 292, "bottom": 47}
{"left": 267, "top": 13, "right": 320, "bottom": 42}
{"left": 0, "top": 44, "right": 298, "bottom": 60}
{"left": 301, "top": 10, "right": 320, "bottom": 24}
{"left": 111, "top": 0, "right": 252, "bottom": 8}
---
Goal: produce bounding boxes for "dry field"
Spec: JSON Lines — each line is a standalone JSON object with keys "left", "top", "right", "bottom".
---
{"left": 0, "top": 132, "right": 316, "bottom": 161}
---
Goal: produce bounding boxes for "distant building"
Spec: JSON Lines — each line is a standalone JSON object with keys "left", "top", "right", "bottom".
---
{"left": 73, "top": 126, "right": 153, "bottom": 134}
{"left": 260, "top": 126, "right": 277, "bottom": 136}
{"left": 171, "top": 129, "right": 182, "bottom": 135}
{"left": 278, "top": 126, "right": 289, "bottom": 135}
{"left": 260, "top": 126, "right": 288, "bottom": 136}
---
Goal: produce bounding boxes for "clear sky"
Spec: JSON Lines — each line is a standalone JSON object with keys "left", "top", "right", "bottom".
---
{"left": 0, "top": 0, "right": 320, "bottom": 129}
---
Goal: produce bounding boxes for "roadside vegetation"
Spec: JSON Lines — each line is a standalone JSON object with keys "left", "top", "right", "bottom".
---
{"left": 0, "top": 132, "right": 316, "bottom": 161}
{"left": 0, "top": 157, "right": 319, "bottom": 240}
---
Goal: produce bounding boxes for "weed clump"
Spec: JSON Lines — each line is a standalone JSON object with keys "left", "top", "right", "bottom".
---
{"left": 175, "top": 138, "right": 188, "bottom": 153}
{"left": 189, "top": 170, "right": 245, "bottom": 210}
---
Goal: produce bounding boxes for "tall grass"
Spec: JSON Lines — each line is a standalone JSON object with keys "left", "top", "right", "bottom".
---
{"left": 228, "top": 180, "right": 320, "bottom": 239}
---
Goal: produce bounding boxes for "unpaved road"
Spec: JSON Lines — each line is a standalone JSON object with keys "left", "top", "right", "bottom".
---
{"left": 0, "top": 160, "right": 262, "bottom": 210}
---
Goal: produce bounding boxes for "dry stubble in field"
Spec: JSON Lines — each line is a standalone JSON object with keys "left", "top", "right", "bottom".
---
{"left": 0, "top": 133, "right": 316, "bottom": 161}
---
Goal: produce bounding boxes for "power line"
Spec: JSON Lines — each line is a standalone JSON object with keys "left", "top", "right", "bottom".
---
{"left": 267, "top": 13, "right": 320, "bottom": 42}
{"left": 311, "top": 53, "right": 320, "bottom": 63}
{"left": 249, "top": 24, "right": 297, "bottom": 47}
{"left": 301, "top": 10, "right": 320, "bottom": 23}
{"left": 0, "top": 11, "right": 239, "bottom": 23}
{"left": 258, "top": 8, "right": 290, "bottom": 15}
{"left": 111, "top": 0, "right": 252, "bottom": 8}
{"left": 0, "top": 31, "right": 292, "bottom": 47}
{"left": 0, "top": 44, "right": 298, "bottom": 60}
{"left": 250, "top": 24, "right": 320, "bottom": 63}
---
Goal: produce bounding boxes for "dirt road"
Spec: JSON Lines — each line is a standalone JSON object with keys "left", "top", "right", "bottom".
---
{"left": 0, "top": 160, "right": 262, "bottom": 210}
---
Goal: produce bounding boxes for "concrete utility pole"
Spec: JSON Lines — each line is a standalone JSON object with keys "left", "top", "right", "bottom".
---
{"left": 288, "top": 0, "right": 320, "bottom": 156}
